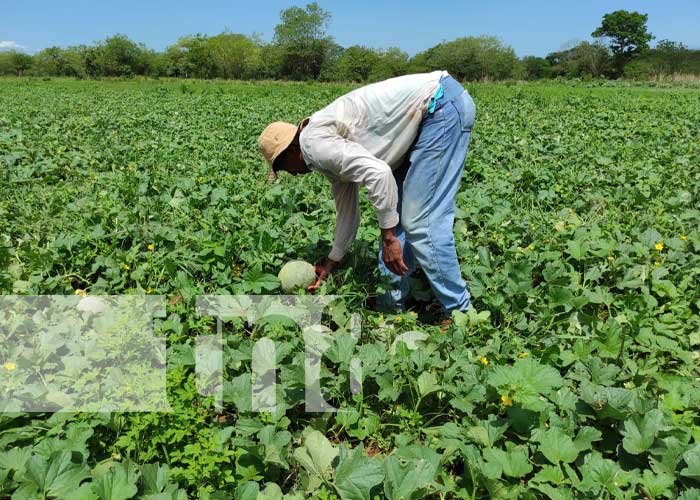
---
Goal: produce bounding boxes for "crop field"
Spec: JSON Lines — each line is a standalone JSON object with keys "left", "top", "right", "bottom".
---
{"left": 1, "top": 78, "right": 700, "bottom": 499}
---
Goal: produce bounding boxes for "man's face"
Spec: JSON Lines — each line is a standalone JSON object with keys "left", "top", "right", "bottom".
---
{"left": 276, "top": 142, "right": 310, "bottom": 175}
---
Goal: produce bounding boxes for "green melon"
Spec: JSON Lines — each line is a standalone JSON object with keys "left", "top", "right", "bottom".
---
{"left": 278, "top": 260, "right": 316, "bottom": 291}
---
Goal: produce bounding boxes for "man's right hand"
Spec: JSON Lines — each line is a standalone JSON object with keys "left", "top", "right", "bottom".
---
{"left": 381, "top": 227, "right": 408, "bottom": 276}
{"left": 307, "top": 258, "right": 338, "bottom": 292}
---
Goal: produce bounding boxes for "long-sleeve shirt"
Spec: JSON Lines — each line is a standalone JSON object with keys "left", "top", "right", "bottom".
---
{"left": 299, "top": 70, "right": 448, "bottom": 262}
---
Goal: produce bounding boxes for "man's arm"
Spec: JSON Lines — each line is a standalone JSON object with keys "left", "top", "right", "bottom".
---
{"left": 307, "top": 181, "right": 359, "bottom": 291}
{"left": 302, "top": 127, "right": 408, "bottom": 289}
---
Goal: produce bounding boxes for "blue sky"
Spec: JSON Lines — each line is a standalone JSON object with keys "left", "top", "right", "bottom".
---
{"left": 2, "top": 0, "right": 699, "bottom": 56}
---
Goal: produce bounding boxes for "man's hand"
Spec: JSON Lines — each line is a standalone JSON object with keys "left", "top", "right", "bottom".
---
{"left": 381, "top": 227, "right": 408, "bottom": 276}
{"left": 307, "top": 258, "right": 338, "bottom": 292}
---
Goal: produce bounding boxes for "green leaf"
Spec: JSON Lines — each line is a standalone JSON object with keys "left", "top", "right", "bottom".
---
{"left": 534, "top": 427, "right": 579, "bottom": 464}
{"left": 334, "top": 444, "right": 384, "bottom": 500}
{"left": 25, "top": 451, "right": 90, "bottom": 499}
{"left": 259, "top": 427, "right": 292, "bottom": 468}
{"left": 383, "top": 454, "right": 436, "bottom": 500}
{"left": 140, "top": 463, "right": 171, "bottom": 494}
{"left": 639, "top": 469, "right": 675, "bottom": 498}
{"left": 241, "top": 265, "right": 279, "bottom": 293}
{"left": 91, "top": 463, "right": 139, "bottom": 500}
{"left": 466, "top": 417, "right": 509, "bottom": 448}
{"left": 681, "top": 445, "right": 700, "bottom": 480}
{"left": 483, "top": 445, "right": 532, "bottom": 478}
{"left": 487, "top": 358, "right": 563, "bottom": 411}
{"left": 573, "top": 426, "right": 602, "bottom": 452}
{"left": 565, "top": 240, "right": 588, "bottom": 260}
{"left": 416, "top": 371, "right": 440, "bottom": 398}
{"left": 389, "top": 332, "right": 429, "bottom": 355}
{"left": 64, "top": 483, "right": 99, "bottom": 500}
{"left": 293, "top": 429, "right": 338, "bottom": 492}
{"left": 622, "top": 409, "right": 665, "bottom": 455}
{"left": 577, "top": 452, "right": 635, "bottom": 495}
{"left": 258, "top": 483, "right": 284, "bottom": 500}
{"left": 531, "top": 464, "right": 567, "bottom": 485}
{"left": 0, "top": 446, "right": 32, "bottom": 474}
{"left": 235, "top": 481, "right": 259, "bottom": 500}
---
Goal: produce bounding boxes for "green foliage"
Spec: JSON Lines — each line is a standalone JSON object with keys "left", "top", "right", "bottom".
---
{"left": 273, "top": 2, "right": 334, "bottom": 80}
{"left": 593, "top": 10, "right": 654, "bottom": 57}
{"left": 411, "top": 36, "right": 519, "bottom": 81}
{"left": 1, "top": 78, "right": 700, "bottom": 499}
{"left": 521, "top": 56, "right": 552, "bottom": 80}
{"left": 593, "top": 10, "right": 654, "bottom": 75}
{"left": 546, "top": 41, "right": 613, "bottom": 78}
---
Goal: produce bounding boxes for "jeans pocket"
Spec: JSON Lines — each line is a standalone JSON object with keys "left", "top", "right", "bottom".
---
{"left": 449, "top": 92, "right": 476, "bottom": 132}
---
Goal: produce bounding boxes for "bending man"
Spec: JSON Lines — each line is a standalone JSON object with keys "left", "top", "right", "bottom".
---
{"left": 258, "top": 70, "right": 476, "bottom": 316}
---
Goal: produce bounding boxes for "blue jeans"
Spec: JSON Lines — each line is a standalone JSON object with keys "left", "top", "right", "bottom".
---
{"left": 378, "top": 75, "right": 476, "bottom": 314}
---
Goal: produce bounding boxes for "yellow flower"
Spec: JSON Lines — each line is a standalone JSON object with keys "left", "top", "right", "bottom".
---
{"left": 519, "top": 352, "right": 529, "bottom": 359}
{"left": 74, "top": 289, "right": 87, "bottom": 297}
{"left": 480, "top": 356, "right": 489, "bottom": 366}
{"left": 607, "top": 255, "right": 614, "bottom": 261}
{"left": 3, "top": 361, "right": 17, "bottom": 371}
{"left": 121, "top": 263, "right": 130, "bottom": 271}
{"left": 680, "top": 235, "right": 688, "bottom": 241}
{"left": 147, "top": 244, "right": 155, "bottom": 251}
{"left": 146, "top": 287, "right": 153, "bottom": 294}
{"left": 501, "top": 394, "right": 513, "bottom": 406}
{"left": 394, "top": 316, "right": 402, "bottom": 323}
{"left": 655, "top": 243, "right": 664, "bottom": 251}
{"left": 528, "top": 244, "right": 535, "bottom": 251}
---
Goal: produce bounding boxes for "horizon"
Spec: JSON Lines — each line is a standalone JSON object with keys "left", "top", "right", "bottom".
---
{"left": 1, "top": 0, "right": 700, "bottom": 58}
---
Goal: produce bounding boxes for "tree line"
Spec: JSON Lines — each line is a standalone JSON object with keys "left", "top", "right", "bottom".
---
{"left": 1, "top": 5, "right": 698, "bottom": 82}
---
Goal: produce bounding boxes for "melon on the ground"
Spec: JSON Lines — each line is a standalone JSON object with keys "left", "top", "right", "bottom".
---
{"left": 278, "top": 260, "right": 316, "bottom": 291}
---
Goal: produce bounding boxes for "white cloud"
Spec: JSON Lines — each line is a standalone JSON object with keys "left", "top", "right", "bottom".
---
{"left": 0, "top": 41, "right": 27, "bottom": 52}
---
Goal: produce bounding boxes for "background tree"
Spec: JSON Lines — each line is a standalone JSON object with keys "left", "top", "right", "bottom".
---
{"left": 273, "top": 2, "right": 333, "bottom": 80}
{"left": 32, "top": 47, "right": 86, "bottom": 77}
{"left": 84, "top": 34, "right": 152, "bottom": 77}
{"left": 547, "top": 41, "right": 612, "bottom": 78}
{"left": 2, "top": 51, "right": 34, "bottom": 76}
{"left": 410, "top": 36, "right": 519, "bottom": 81}
{"left": 336, "top": 45, "right": 379, "bottom": 82}
{"left": 369, "top": 47, "right": 409, "bottom": 81}
{"left": 592, "top": 10, "right": 653, "bottom": 75}
{"left": 205, "top": 32, "right": 262, "bottom": 79}
{"left": 164, "top": 35, "right": 214, "bottom": 78}
{"left": 522, "top": 56, "right": 552, "bottom": 80}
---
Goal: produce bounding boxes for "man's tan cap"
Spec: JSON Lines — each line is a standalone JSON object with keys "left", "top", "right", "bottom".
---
{"left": 258, "top": 118, "right": 310, "bottom": 181}
{"left": 258, "top": 121, "right": 298, "bottom": 170}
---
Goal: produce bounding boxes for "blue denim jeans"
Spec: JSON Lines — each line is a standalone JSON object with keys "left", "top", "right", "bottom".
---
{"left": 378, "top": 75, "right": 476, "bottom": 314}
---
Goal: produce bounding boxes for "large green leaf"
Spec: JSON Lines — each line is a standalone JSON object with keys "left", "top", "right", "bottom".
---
{"left": 24, "top": 451, "right": 90, "bottom": 499}
{"left": 0, "top": 446, "right": 32, "bottom": 475}
{"left": 334, "top": 445, "right": 383, "bottom": 500}
{"left": 621, "top": 409, "right": 665, "bottom": 455}
{"left": 577, "top": 452, "right": 636, "bottom": 495}
{"left": 293, "top": 430, "right": 338, "bottom": 492}
{"left": 383, "top": 454, "right": 436, "bottom": 500}
{"left": 681, "top": 445, "right": 700, "bottom": 480}
{"left": 483, "top": 445, "right": 533, "bottom": 478}
{"left": 91, "top": 463, "right": 139, "bottom": 500}
{"left": 140, "top": 463, "right": 170, "bottom": 494}
{"left": 533, "top": 427, "right": 579, "bottom": 464}
{"left": 416, "top": 371, "right": 440, "bottom": 398}
{"left": 487, "top": 358, "right": 564, "bottom": 411}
